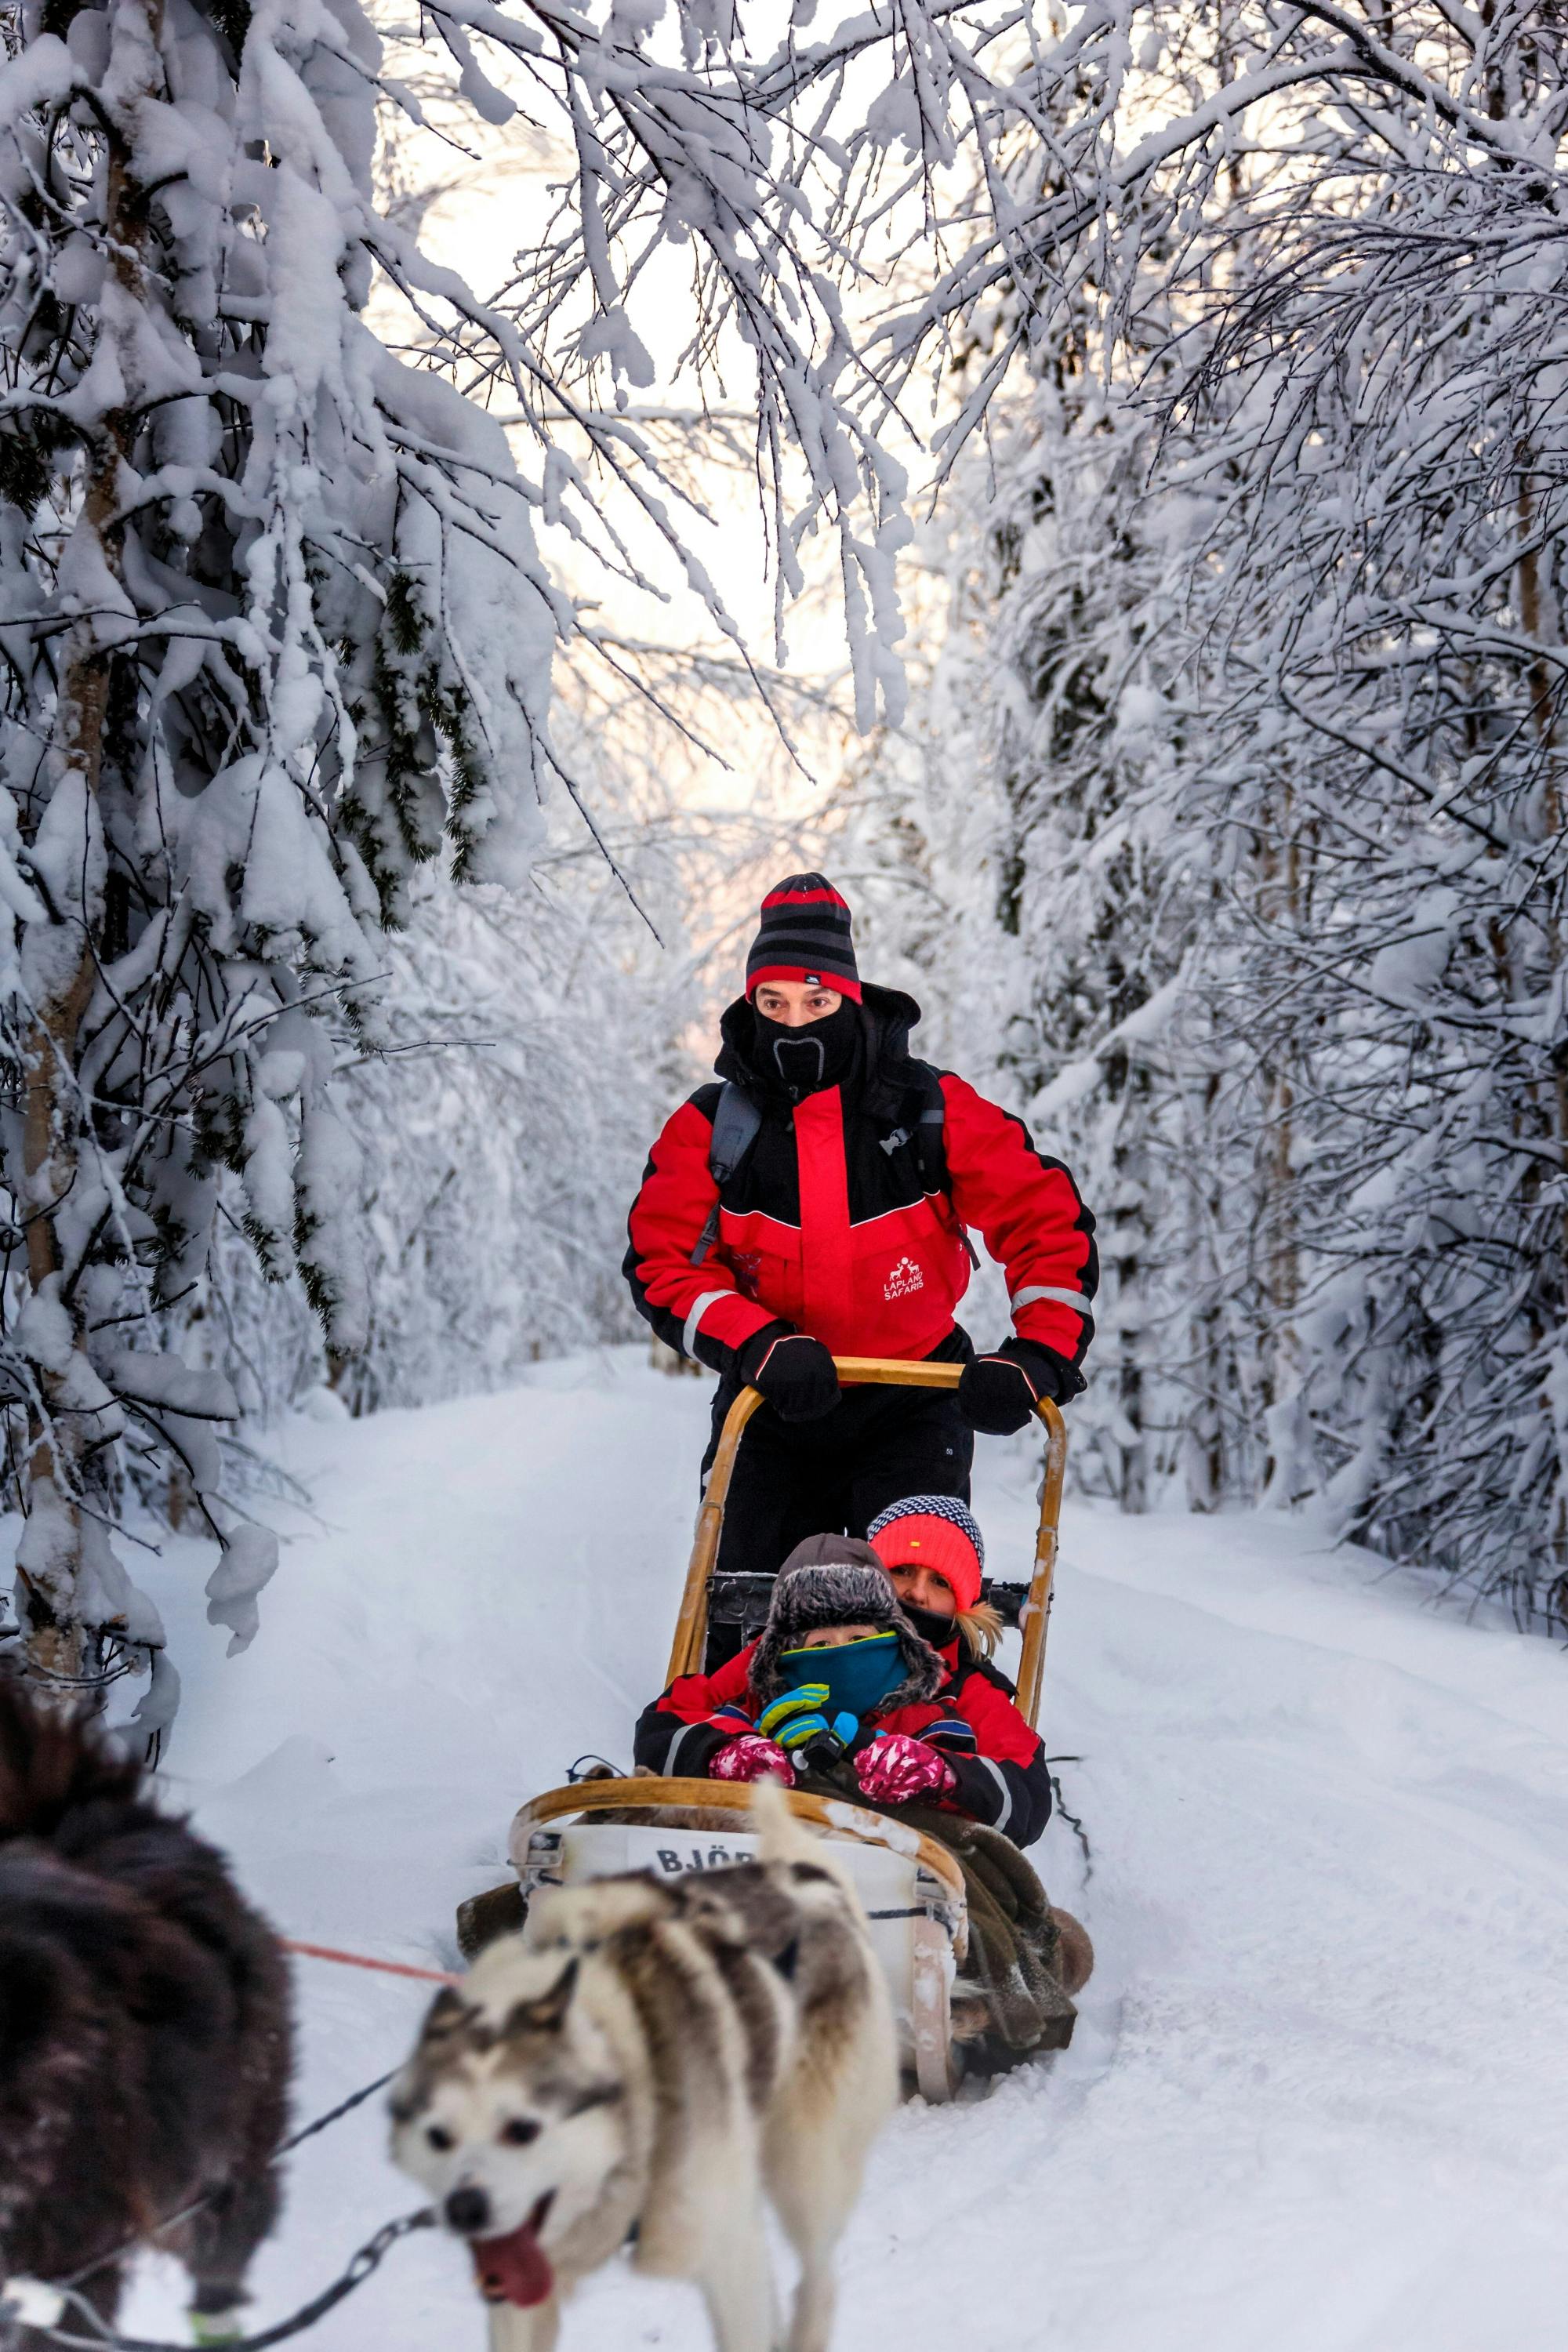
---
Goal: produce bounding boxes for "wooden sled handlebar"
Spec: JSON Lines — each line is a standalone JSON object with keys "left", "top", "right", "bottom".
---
{"left": 665, "top": 1357, "right": 1067, "bottom": 1730}
{"left": 510, "top": 1774, "right": 969, "bottom": 1913}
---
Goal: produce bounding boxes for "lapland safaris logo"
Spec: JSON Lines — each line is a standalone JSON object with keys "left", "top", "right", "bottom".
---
{"left": 884, "top": 1255, "right": 925, "bottom": 1301}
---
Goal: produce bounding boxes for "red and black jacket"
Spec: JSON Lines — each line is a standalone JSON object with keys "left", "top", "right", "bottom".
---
{"left": 624, "top": 986, "right": 1097, "bottom": 1379}
{"left": 633, "top": 1634, "right": 1054, "bottom": 1846}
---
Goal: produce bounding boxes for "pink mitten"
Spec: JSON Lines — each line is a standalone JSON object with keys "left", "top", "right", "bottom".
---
{"left": 710, "top": 1734, "right": 796, "bottom": 1785}
{"left": 855, "top": 1733, "right": 956, "bottom": 1804}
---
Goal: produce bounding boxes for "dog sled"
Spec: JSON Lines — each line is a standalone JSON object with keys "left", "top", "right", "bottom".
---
{"left": 503, "top": 1356, "right": 1076, "bottom": 2103}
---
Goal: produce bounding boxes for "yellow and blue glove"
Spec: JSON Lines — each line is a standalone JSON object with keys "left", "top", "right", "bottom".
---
{"left": 756, "top": 1685, "right": 859, "bottom": 1755}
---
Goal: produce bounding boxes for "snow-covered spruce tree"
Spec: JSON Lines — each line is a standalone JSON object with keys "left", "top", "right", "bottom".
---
{"left": 973, "top": 2, "right": 1568, "bottom": 1616}
{"left": 853, "top": 4, "right": 1568, "bottom": 1616}
{"left": 204, "top": 741, "right": 798, "bottom": 1422}
{"left": 1164, "top": 60, "right": 1568, "bottom": 1621}
{"left": 975, "top": 369, "right": 1200, "bottom": 1515}
{"left": 201, "top": 864, "right": 677, "bottom": 1419}
{"left": 1202, "top": 15, "right": 1568, "bottom": 1622}
{"left": 840, "top": 229, "right": 1237, "bottom": 1515}
{"left": 0, "top": 0, "right": 552, "bottom": 1709}
{"left": 851, "top": 370, "right": 1243, "bottom": 1512}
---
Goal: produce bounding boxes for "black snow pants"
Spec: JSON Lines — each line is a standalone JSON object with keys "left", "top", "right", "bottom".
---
{"left": 700, "top": 1329, "right": 974, "bottom": 1668}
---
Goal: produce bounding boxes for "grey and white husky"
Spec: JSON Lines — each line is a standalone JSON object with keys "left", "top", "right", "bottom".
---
{"left": 390, "top": 1780, "right": 897, "bottom": 2352}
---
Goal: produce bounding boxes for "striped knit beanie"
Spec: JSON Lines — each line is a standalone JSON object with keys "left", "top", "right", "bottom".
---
{"left": 866, "top": 1495, "right": 985, "bottom": 1613}
{"left": 745, "top": 873, "right": 862, "bottom": 1003}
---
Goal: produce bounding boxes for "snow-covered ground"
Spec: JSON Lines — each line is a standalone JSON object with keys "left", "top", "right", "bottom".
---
{"left": 118, "top": 1348, "right": 1568, "bottom": 2352}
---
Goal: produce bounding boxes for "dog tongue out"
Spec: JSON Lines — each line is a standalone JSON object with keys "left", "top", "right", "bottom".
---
{"left": 472, "top": 2211, "right": 554, "bottom": 2308}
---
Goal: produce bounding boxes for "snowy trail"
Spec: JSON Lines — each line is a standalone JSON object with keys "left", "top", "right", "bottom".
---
{"left": 120, "top": 1352, "right": 1568, "bottom": 2352}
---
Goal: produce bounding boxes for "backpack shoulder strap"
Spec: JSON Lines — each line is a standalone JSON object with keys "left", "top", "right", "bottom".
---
{"left": 690, "top": 1083, "right": 763, "bottom": 1266}
{"left": 877, "top": 1061, "right": 946, "bottom": 1167}
{"left": 893, "top": 1058, "right": 982, "bottom": 1261}
{"left": 907, "top": 1061, "right": 948, "bottom": 1178}
{"left": 902, "top": 1061, "right": 980, "bottom": 1267}
{"left": 708, "top": 1082, "right": 763, "bottom": 1185}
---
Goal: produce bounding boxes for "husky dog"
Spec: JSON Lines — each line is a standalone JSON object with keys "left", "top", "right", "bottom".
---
{"left": 390, "top": 1781, "right": 897, "bottom": 2352}
{"left": 0, "top": 1675, "right": 292, "bottom": 2339}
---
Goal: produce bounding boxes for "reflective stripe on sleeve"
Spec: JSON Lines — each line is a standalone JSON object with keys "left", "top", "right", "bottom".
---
{"left": 666, "top": 1719, "right": 717, "bottom": 1775}
{"left": 1011, "top": 1285, "right": 1092, "bottom": 1316}
{"left": 971, "top": 1755, "right": 1014, "bottom": 1833}
{"left": 682, "top": 1289, "right": 734, "bottom": 1359}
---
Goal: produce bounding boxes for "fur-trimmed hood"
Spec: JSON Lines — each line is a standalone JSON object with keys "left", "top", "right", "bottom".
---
{"left": 748, "top": 1539, "right": 946, "bottom": 1709}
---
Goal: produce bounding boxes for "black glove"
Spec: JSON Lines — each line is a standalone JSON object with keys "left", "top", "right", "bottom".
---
{"left": 957, "top": 1339, "right": 1082, "bottom": 1435}
{"left": 736, "top": 1325, "right": 841, "bottom": 1422}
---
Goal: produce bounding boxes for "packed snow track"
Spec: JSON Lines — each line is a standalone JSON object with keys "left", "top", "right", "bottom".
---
{"left": 120, "top": 1352, "right": 1568, "bottom": 2351}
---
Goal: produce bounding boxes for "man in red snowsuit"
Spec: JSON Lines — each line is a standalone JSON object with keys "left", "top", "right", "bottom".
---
{"left": 623, "top": 875, "right": 1097, "bottom": 1658}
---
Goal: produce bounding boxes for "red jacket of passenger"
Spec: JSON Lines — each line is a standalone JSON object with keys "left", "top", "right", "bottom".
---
{"left": 633, "top": 1632, "right": 1053, "bottom": 1847}
{"left": 623, "top": 986, "right": 1097, "bottom": 1379}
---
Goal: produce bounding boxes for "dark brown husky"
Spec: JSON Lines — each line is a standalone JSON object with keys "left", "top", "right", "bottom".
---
{"left": 0, "top": 1676, "right": 292, "bottom": 2338}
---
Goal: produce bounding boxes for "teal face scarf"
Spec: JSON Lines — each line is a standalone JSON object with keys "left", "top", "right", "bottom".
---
{"left": 777, "top": 1631, "right": 904, "bottom": 1720}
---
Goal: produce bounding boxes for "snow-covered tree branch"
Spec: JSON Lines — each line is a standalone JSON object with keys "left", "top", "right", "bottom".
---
{"left": 842, "top": 0, "right": 1568, "bottom": 1623}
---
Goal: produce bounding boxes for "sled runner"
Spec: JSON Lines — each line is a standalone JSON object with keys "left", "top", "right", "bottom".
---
{"left": 499, "top": 1358, "right": 1076, "bottom": 2102}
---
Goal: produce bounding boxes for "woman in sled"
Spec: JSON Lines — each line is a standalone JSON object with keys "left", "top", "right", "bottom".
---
{"left": 633, "top": 1530, "right": 1052, "bottom": 1848}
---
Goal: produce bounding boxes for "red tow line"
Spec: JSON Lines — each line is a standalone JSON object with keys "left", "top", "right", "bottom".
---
{"left": 282, "top": 1937, "right": 462, "bottom": 1988}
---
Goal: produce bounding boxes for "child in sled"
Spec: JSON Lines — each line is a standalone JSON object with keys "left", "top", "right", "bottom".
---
{"left": 633, "top": 1516, "right": 1051, "bottom": 1847}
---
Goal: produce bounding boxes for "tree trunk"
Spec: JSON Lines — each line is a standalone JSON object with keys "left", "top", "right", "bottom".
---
{"left": 1108, "top": 1048, "right": 1150, "bottom": 1514}
{"left": 1259, "top": 801, "right": 1307, "bottom": 1504}
{"left": 14, "top": 13, "right": 162, "bottom": 1679}
{"left": 1513, "top": 464, "right": 1568, "bottom": 1592}
{"left": 1183, "top": 1069, "right": 1225, "bottom": 1512}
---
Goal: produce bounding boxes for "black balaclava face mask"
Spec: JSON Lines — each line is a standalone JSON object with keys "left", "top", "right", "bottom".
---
{"left": 752, "top": 998, "right": 862, "bottom": 1099}
{"left": 901, "top": 1598, "right": 960, "bottom": 1653}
